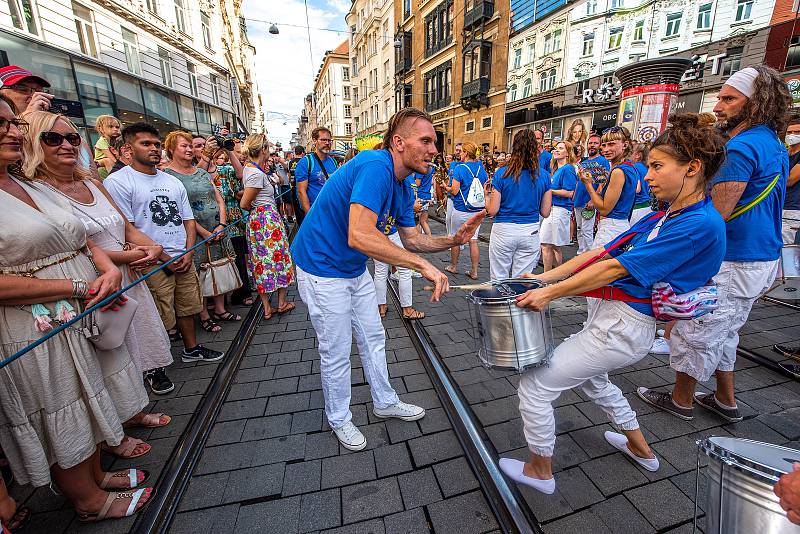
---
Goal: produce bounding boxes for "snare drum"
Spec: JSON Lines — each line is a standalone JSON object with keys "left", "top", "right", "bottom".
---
{"left": 467, "top": 280, "right": 554, "bottom": 371}
{"left": 768, "top": 245, "right": 800, "bottom": 298}
{"left": 695, "top": 436, "right": 800, "bottom": 534}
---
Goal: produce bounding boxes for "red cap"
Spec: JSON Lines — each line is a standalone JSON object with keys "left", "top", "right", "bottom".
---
{"left": 0, "top": 66, "right": 50, "bottom": 89}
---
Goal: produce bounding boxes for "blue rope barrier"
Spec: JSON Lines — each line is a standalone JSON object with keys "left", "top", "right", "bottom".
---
{"left": 1, "top": 184, "right": 298, "bottom": 369}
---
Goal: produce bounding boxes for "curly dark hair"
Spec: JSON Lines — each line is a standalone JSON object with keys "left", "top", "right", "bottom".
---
{"left": 503, "top": 128, "right": 540, "bottom": 183}
{"left": 743, "top": 65, "right": 792, "bottom": 135}
{"left": 651, "top": 113, "right": 726, "bottom": 193}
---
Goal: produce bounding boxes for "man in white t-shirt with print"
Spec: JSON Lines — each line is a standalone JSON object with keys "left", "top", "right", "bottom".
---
{"left": 105, "top": 123, "right": 224, "bottom": 395}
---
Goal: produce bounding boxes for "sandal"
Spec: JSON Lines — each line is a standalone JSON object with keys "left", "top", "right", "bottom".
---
{"left": 466, "top": 271, "right": 479, "bottom": 280}
{"left": 212, "top": 311, "right": 241, "bottom": 322}
{"left": 242, "top": 296, "right": 255, "bottom": 306}
{"left": 167, "top": 329, "right": 182, "bottom": 342}
{"left": 444, "top": 265, "right": 458, "bottom": 274}
{"left": 6, "top": 505, "right": 31, "bottom": 533}
{"left": 200, "top": 318, "right": 222, "bottom": 333}
{"left": 102, "top": 436, "right": 151, "bottom": 459}
{"left": 99, "top": 469, "right": 150, "bottom": 490}
{"left": 263, "top": 307, "right": 277, "bottom": 321}
{"left": 276, "top": 302, "right": 295, "bottom": 314}
{"left": 77, "top": 488, "right": 152, "bottom": 523}
{"left": 124, "top": 413, "right": 171, "bottom": 429}
{"left": 403, "top": 309, "right": 425, "bottom": 320}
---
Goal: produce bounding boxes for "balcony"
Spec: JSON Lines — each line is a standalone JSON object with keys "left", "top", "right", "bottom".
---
{"left": 464, "top": 1, "right": 494, "bottom": 29}
{"left": 395, "top": 58, "right": 412, "bottom": 75}
{"left": 461, "top": 77, "right": 490, "bottom": 100}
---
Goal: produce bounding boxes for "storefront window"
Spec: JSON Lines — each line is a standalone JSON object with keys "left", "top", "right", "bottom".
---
{"left": 194, "top": 100, "right": 212, "bottom": 135}
{"left": 73, "top": 60, "right": 114, "bottom": 127}
{"left": 143, "top": 82, "right": 180, "bottom": 136}
{"left": 178, "top": 95, "right": 197, "bottom": 134}
{"left": 209, "top": 106, "right": 223, "bottom": 131}
{"left": 111, "top": 72, "right": 145, "bottom": 127}
{"left": 0, "top": 33, "right": 77, "bottom": 101}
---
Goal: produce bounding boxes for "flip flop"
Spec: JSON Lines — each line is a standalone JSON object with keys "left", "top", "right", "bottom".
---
{"left": 402, "top": 309, "right": 425, "bottom": 320}
{"left": 444, "top": 266, "right": 458, "bottom": 274}
{"left": 277, "top": 302, "right": 295, "bottom": 314}
{"left": 77, "top": 488, "right": 152, "bottom": 522}
{"left": 102, "top": 436, "right": 151, "bottom": 459}
{"left": 466, "top": 271, "right": 479, "bottom": 280}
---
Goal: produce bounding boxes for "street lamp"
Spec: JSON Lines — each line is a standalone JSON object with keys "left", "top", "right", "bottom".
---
{"left": 269, "top": 23, "right": 279, "bottom": 35}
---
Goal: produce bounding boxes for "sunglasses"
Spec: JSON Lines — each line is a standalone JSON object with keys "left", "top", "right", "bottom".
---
{"left": 40, "top": 131, "right": 82, "bottom": 147}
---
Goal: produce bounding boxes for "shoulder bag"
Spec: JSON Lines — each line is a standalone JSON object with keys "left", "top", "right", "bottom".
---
{"left": 199, "top": 241, "right": 242, "bottom": 297}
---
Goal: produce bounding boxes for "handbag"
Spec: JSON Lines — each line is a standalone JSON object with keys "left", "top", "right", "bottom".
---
{"left": 199, "top": 243, "right": 242, "bottom": 297}
{"left": 85, "top": 295, "right": 139, "bottom": 351}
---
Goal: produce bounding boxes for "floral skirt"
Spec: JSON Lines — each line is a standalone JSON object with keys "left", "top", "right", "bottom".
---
{"left": 246, "top": 205, "right": 293, "bottom": 293}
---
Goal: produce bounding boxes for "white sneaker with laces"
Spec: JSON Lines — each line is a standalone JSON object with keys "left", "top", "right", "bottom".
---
{"left": 373, "top": 401, "right": 425, "bottom": 421}
{"left": 332, "top": 421, "right": 366, "bottom": 451}
{"left": 650, "top": 336, "right": 670, "bottom": 355}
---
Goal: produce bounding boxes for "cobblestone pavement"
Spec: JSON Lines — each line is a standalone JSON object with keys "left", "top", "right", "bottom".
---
{"left": 11, "top": 215, "right": 800, "bottom": 533}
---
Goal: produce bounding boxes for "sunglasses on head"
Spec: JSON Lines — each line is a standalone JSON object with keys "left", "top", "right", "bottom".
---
{"left": 40, "top": 131, "right": 82, "bottom": 147}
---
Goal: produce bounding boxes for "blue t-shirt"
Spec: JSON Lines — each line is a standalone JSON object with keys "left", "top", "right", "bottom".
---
{"left": 603, "top": 163, "right": 638, "bottom": 220}
{"left": 291, "top": 150, "right": 415, "bottom": 278}
{"left": 713, "top": 125, "right": 788, "bottom": 262}
{"left": 574, "top": 155, "right": 610, "bottom": 208}
{"left": 451, "top": 161, "right": 488, "bottom": 212}
{"left": 607, "top": 198, "right": 726, "bottom": 316}
{"left": 633, "top": 162, "right": 650, "bottom": 205}
{"left": 491, "top": 166, "right": 551, "bottom": 224}
{"left": 539, "top": 151, "right": 552, "bottom": 174}
{"left": 414, "top": 168, "right": 434, "bottom": 200}
{"left": 550, "top": 164, "right": 578, "bottom": 210}
{"left": 294, "top": 153, "right": 339, "bottom": 207}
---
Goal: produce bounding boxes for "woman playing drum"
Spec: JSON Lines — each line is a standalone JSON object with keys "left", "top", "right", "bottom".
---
{"left": 498, "top": 114, "right": 728, "bottom": 495}
{"left": 485, "top": 129, "right": 552, "bottom": 281}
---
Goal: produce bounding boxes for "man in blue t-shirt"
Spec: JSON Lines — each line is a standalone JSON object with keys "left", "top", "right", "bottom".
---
{"left": 638, "top": 66, "right": 789, "bottom": 423}
{"left": 291, "top": 108, "right": 484, "bottom": 451}
{"left": 534, "top": 129, "right": 552, "bottom": 173}
{"left": 294, "top": 126, "right": 338, "bottom": 214}
{"left": 574, "top": 134, "right": 610, "bottom": 253}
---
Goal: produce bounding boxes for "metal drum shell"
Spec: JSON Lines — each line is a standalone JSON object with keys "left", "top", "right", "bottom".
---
{"left": 467, "top": 281, "right": 554, "bottom": 372}
{"left": 698, "top": 437, "right": 800, "bottom": 534}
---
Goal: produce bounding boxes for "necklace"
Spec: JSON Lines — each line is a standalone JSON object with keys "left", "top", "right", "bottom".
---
{"left": 43, "top": 174, "right": 82, "bottom": 198}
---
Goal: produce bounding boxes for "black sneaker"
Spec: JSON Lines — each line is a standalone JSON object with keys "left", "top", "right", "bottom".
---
{"left": 636, "top": 387, "right": 694, "bottom": 420}
{"left": 694, "top": 392, "right": 743, "bottom": 422}
{"left": 182, "top": 345, "right": 225, "bottom": 363}
{"left": 145, "top": 367, "right": 175, "bottom": 395}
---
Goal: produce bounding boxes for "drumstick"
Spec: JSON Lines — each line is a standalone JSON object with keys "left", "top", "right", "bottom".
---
{"left": 423, "top": 283, "right": 491, "bottom": 291}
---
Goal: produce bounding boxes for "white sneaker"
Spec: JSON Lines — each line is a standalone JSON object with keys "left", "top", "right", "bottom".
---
{"left": 650, "top": 336, "right": 670, "bottom": 355}
{"left": 604, "top": 431, "right": 660, "bottom": 472}
{"left": 332, "top": 421, "right": 366, "bottom": 451}
{"left": 373, "top": 400, "right": 425, "bottom": 421}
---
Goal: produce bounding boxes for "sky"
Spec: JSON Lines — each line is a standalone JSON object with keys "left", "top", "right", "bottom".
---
{"left": 242, "top": 0, "right": 350, "bottom": 147}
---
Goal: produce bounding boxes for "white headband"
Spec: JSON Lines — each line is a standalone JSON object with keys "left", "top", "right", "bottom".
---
{"left": 724, "top": 67, "right": 759, "bottom": 99}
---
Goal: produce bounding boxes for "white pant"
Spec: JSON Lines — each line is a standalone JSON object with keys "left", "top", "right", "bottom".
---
{"left": 373, "top": 233, "right": 412, "bottom": 308}
{"left": 592, "top": 217, "right": 630, "bottom": 248}
{"left": 630, "top": 206, "right": 654, "bottom": 226}
{"left": 782, "top": 209, "right": 800, "bottom": 244}
{"left": 296, "top": 266, "right": 399, "bottom": 428}
{"left": 670, "top": 259, "right": 779, "bottom": 382}
{"left": 445, "top": 198, "right": 454, "bottom": 234}
{"left": 573, "top": 208, "right": 595, "bottom": 254}
{"left": 518, "top": 300, "right": 655, "bottom": 457}
{"left": 540, "top": 206, "right": 571, "bottom": 246}
{"left": 489, "top": 222, "right": 541, "bottom": 280}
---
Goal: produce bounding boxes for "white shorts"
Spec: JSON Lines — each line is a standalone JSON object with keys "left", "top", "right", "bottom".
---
{"left": 630, "top": 206, "right": 654, "bottom": 226}
{"left": 593, "top": 217, "right": 630, "bottom": 248}
{"left": 489, "top": 222, "right": 541, "bottom": 280}
{"left": 445, "top": 198, "right": 454, "bottom": 234}
{"left": 669, "top": 260, "right": 779, "bottom": 382}
{"left": 540, "top": 206, "right": 571, "bottom": 246}
{"left": 450, "top": 208, "right": 482, "bottom": 240}
{"left": 782, "top": 209, "right": 800, "bottom": 245}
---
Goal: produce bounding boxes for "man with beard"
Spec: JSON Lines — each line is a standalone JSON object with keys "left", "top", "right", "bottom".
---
{"left": 291, "top": 108, "right": 484, "bottom": 450}
{"left": 294, "top": 126, "right": 338, "bottom": 214}
{"left": 533, "top": 129, "right": 552, "bottom": 173}
{"left": 573, "top": 133, "right": 610, "bottom": 253}
{"left": 637, "top": 66, "right": 789, "bottom": 422}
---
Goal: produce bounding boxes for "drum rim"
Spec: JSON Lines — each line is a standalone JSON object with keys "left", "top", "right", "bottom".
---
{"left": 469, "top": 280, "right": 543, "bottom": 302}
{"left": 698, "top": 436, "right": 800, "bottom": 482}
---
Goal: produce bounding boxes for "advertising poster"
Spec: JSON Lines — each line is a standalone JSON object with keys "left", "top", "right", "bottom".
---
{"left": 618, "top": 96, "right": 638, "bottom": 135}
{"left": 637, "top": 93, "right": 674, "bottom": 142}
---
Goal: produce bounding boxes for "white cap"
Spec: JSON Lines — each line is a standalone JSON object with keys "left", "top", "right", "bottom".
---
{"left": 723, "top": 67, "right": 759, "bottom": 99}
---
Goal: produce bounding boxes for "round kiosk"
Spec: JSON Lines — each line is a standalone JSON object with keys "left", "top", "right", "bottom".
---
{"left": 614, "top": 57, "right": 694, "bottom": 142}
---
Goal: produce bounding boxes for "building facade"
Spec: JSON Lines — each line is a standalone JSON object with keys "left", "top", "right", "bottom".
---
{"left": 394, "top": 0, "right": 511, "bottom": 153}
{"left": 505, "top": 0, "right": 776, "bottom": 143}
{"left": 0, "top": 0, "right": 262, "bottom": 143}
{"left": 347, "top": 0, "right": 396, "bottom": 139}
{"left": 313, "top": 40, "right": 352, "bottom": 151}
{"left": 296, "top": 92, "right": 316, "bottom": 149}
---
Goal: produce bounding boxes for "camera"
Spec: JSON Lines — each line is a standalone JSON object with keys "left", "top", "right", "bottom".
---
{"left": 213, "top": 135, "right": 236, "bottom": 151}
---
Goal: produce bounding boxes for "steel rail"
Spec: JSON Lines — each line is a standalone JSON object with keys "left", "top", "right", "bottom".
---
{"left": 387, "top": 281, "right": 543, "bottom": 534}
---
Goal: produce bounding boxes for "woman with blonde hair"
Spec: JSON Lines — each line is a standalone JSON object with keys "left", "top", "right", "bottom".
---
{"left": 4, "top": 104, "right": 152, "bottom": 520}
{"left": 445, "top": 141, "right": 488, "bottom": 279}
{"left": 540, "top": 140, "right": 578, "bottom": 270}
{"left": 240, "top": 133, "right": 294, "bottom": 319}
{"left": 163, "top": 130, "right": 239, "bottom": 332}
{"left": 93, "top": 115, "right": 121, "bottom": 180}
{"left": 567, "top": 118, "right": 588, "bottom": 157}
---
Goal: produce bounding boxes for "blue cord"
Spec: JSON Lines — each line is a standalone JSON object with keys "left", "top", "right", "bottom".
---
{"left": 1, "top": 185, "right": 298, "bottom": 369}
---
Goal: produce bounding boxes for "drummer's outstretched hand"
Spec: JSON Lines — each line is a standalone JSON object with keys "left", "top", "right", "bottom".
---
{"left": 419, "top": 261, "right": 450, "bottom": 302}
{"left": 515, "top": 287, "right": 552, "bottom": 311}
{"left": 775, "top": 463, "right": 800, "bottom": 525}
{"left": 453, "top": 211, "right": 487, "bottom": 245}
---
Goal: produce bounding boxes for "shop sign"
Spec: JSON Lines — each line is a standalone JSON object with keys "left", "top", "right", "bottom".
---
{"left": 669, "top": 91, "right": 703, "bottom": 114}
{"left": 592, "top": 109, "right": 618, "bottom": 131}
{"left": 582, "top": 82, "right": 621, "bottom": 104}
{"left": 681, "top": 53, "right": 728, "bottom": 82}
{"left": 788, "top": 76, "right": 800, "bottom": 108}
